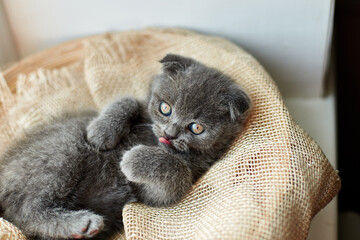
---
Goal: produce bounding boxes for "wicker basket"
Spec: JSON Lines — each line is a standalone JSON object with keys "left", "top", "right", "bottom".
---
{"left": 0, "top": 28, "right": 340, "bottom": 240}
{"left": 2, "top": 38, "right": 84, "bottom": 92}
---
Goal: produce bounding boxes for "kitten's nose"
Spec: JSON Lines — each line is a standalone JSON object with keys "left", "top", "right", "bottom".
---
{"left": 164, "top": 133, "right": 177, "bottom": 140}
{"left": 164, "top": 125, "right": 180, "bottom": 140}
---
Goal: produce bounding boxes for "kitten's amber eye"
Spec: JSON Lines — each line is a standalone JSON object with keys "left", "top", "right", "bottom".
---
{"left": 159, "top": 102, "right": 172, "bottom": 116}
{"left": 189, "top": 123, "right": 204, "bottom": 135}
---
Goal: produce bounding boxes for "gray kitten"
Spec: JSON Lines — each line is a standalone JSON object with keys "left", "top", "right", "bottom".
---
{"left": 0, "top": 54, "right": 251, "bottom": 239}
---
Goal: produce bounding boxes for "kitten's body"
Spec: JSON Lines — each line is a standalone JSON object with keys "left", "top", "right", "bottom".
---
{"left": 0, "top": 111, "right": 147, "bottom": 239}
{"left": 0, "top": 54, "right": 251, "bottom": 239}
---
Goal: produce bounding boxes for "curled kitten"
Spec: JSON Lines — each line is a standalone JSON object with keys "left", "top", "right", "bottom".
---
{"left": 0, "top": 54, "right": 251, "bottom": 239}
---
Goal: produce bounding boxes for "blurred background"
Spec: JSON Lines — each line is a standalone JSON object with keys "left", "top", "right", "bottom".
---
{"left": 0, "top": 0, "right": 358, "bottom": 239}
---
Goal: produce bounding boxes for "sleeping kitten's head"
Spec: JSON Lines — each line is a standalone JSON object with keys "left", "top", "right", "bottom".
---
{"left": 149, "top": 54, "right": 251, "bottom": 153}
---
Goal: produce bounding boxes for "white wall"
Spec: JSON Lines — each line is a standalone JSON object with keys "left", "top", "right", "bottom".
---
{"left": 0, "top": 1, "right": 17, "bottom": 68}
{"left": 2, "top": 0, "right": 334, "bottom": 98}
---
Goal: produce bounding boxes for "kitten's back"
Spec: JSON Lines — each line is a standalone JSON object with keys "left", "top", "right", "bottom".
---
{"left": 0, "top": 111, "right": 97, "bottom": 213}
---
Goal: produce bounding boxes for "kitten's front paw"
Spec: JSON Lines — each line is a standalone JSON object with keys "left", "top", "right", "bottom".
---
{"left": 121, "top": 145, "right": 149, "bottom": 183}
{"left": 86, "top": 118, "right": 126, "bottom": 151}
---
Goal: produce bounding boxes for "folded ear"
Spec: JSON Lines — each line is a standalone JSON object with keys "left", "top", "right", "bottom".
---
{"left": 225, "top": 85, "right": 251, "bottom": 122}
{"left": 159, "top": 54, "right": 193, "bottom": 75}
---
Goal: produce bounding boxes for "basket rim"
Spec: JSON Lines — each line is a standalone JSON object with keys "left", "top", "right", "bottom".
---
{"left": 1, "top": 35, "right": 103, "bottom": 93}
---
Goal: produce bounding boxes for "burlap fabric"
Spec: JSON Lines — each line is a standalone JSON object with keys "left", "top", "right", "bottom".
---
{"left": 0, "top": 28, "right": 340, "bottom": 240}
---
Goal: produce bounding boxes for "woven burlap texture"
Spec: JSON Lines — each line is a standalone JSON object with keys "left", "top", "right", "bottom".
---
{"left": 0, "top": 28, "right": 340, "bottom": 240}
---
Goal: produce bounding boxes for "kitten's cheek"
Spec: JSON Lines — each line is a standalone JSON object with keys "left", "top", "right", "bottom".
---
{"left": 189, "top": 141, "right": 208, "bottom": 150}
{"left": 152, "top": 125, "right": 163, "bottom": 137}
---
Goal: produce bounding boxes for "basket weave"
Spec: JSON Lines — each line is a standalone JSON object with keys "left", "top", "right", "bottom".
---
{"left": 0, "top": 28, "right": 340, "bottom": 240}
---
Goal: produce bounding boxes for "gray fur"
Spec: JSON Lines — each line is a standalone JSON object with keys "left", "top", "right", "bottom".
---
{"left": 0, "top": 54, "right": 251, "bottom": 239}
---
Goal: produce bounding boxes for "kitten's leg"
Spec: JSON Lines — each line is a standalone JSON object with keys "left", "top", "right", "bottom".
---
{"left": 9, "top": 203, "right": 104, "bottom": 239}
{"left": 86, "top": 97, "right": 142, "bottom": 150}
{"left": 121, "top": 145, "right": 193, "bottom": 206}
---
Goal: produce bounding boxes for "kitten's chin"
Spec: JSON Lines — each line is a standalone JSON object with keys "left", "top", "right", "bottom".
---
{"left": 171, "top": 140, "right": 189, "bottom": 152}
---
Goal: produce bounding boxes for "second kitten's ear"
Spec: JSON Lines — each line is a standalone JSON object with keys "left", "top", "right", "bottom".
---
{"left": 159, "top": 54, "right": 193, "bottom": 75}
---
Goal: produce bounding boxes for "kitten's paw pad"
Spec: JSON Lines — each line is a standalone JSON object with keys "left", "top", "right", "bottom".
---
{"left": 71, "top": 233, "right": 84, "bottom": 239}
{"left": 70, "top": 214, "right": 104, "bottom": 239}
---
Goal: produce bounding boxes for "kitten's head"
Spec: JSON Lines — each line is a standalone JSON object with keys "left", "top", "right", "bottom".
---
{"left": 148, "top": 54, "right": 251, "bottom": 153}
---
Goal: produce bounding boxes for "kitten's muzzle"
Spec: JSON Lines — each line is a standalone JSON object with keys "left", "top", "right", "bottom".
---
{"left": 164, "top": 125, "right": 180, "bottom": 140}
{"left": 164, "top": 133, "right": 178, "bottom": 140}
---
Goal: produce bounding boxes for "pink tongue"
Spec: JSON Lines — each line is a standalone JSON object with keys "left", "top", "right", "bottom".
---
{"left": 159, "top": 137, "right": 171, "bottom": 145}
